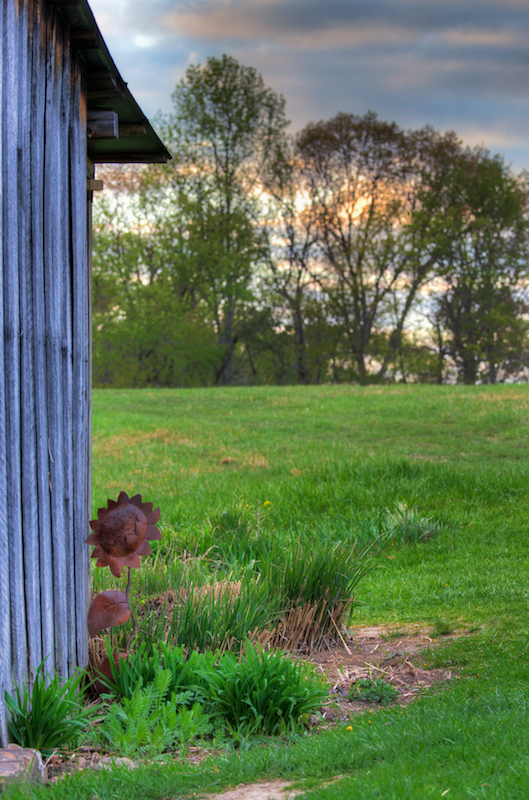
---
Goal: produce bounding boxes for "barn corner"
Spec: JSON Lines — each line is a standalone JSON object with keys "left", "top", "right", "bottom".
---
{"left": 0, "top": 0, "right": 170, "bottom": 746}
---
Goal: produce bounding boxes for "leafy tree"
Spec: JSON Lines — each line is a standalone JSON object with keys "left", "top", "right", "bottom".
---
{"left": 293, "top": 112, "right": 461, "bottom": 383}
{"left": 91, "top": 89, "right": 529, "bottom": 387}
{"left": 263, "top": 141, "right": 337, "bottom": 384}
{"left": 92, "top": 178, "right": 219, "bottom": 388}
{"left": 429, "top": 151, "right": 529, "bottom": 383}
{"left": 155, "top": 54, "right": 289, "bottom": 384}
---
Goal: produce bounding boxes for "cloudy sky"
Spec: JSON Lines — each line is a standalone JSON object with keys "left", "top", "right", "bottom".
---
{"left": 89, "top": 0, "right": 529, "bottom": 172}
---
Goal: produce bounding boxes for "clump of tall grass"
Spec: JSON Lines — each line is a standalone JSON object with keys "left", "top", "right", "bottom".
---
{"left": 97, "top": 529, "right": 382, "bottom": 656}
{"left": 263, "top": 532, "right": 382, "bottom": 651}
{"left": 134, "top": 574, "right": 280, "bottom": 654}
{"left": 384, "top": 502, "right": 442, "bottom": 544}
{"left": 327, "top": 505, "right": 443, "bottom": 549}
{"left": 90, "top": 505, "right": 416, "bottom": 657}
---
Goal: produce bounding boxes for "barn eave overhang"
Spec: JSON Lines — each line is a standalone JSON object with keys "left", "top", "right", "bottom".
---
{"left": 48, "top": 0, "right": 172, "bottom": 164}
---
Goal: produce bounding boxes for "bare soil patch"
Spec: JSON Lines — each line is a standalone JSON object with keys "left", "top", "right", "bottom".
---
{"left": 299, "top": 624, "right": 458, "bottom": 724}
{"left": 203, "top": 779, "right": 302, "bottom": 800}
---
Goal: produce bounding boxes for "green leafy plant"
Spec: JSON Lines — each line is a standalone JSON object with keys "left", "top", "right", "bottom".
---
{"left": 430, "top": 618, "right": 455, "bottom": 638}
{"left": 98, "top": 640, "right": 159, "bottom": 698}
{"left": 349, "top": 677, "right": 399, "bottom": 705}
{"left": 200, "top": 643, "right": 328, "bottom": 740}
{"left": 98, "top": 639, "right": 209, "bottom": 705}
{"left": 5, "top": 661, "right": 93, "bottom": 756}
{"left": 96, "top": 666, "right": 212, "bottom": 758}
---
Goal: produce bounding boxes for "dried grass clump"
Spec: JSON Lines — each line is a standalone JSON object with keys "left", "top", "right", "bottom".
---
{"left": 269, "top": 599, "right": 353, "bottom": 652}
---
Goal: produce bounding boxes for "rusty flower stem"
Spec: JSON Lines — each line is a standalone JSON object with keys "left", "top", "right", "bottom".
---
{"left": 125, "top": 567, "right": 132, "bottom": 604}
{"left": 125, "top": 568, "right": 136, "bottom": 654}
{"left": 125, "top": 607, "right": 137, "bottom": 656}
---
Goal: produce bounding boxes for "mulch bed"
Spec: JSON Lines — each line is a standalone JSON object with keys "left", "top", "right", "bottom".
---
{"left": 297, "top": 624, "right": 459, "bottom": 724}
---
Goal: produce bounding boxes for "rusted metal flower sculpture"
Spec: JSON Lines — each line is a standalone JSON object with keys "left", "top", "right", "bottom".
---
{"left": 86, "top": 491, "right": 161, "bottom": 578}
{"left": 87, "top": 491, "right": 162, "bottom": 690}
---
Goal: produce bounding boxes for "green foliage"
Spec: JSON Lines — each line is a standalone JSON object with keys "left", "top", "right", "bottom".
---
{"left": 156, "top": 54, "right": 288, "bottom": 386}
{"left": 200, "top": 644, "right": 327, "bottom": 740}
{"left": 349, "top": 677, "right": 399, "bottom": 705}
{"left": 426, "top": 150, "right": 529, "bottom": 384}
{"left": 384, "top": 502, "right": 441, "bottom": 544}
{"left": 95, "top": 642, "right": 326, "bottom": 752}
{"left": 92, "top": 195, "right": 219, "bottom": 389}
{"left": 98, "top": 641, "right": 158, "bottom": 699}
{"left": 96, "top": 667, "right": 212, "bottom": 758}
{"left": 98, "top": 640, "right": 210, "bottom": 704}
{"left": 5, "top": 661, "right": 93, "bottom": 756}
{"left": 135, "top": 576, "right": 280, "bottom": 655}
{"left": 430, "top": 618, "right": 455, "bottom": 638}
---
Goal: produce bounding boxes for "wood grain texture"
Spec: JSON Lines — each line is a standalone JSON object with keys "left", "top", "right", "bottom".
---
{"left": 44, "top": 5, "right": 68, "bottom": 680}
{"left": 70, "top": 68, "right": 90, "bottom": 670}
{"left": 30, "top": 0, "right": 54, "bottom": 673}
{"left": 4, "top": 0, "right": 28, "bottom": 689}
{"left": 19, "top": 0, "right": 43, "bottom": 680}
{"left": 0, "top": 0, "right": 11, "bottom": 751}
{"left": 59, "top": 28, "right": 76, "bottom": 677}
{"left": 0, "top": 0, "right": 91, "bottom": 742}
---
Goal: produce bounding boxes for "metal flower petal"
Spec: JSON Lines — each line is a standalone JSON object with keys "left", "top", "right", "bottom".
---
{"left": 86, "top": 491, "right": 161, "bottom": 574}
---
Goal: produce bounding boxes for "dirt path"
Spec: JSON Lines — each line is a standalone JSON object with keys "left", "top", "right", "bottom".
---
{"left": 295, "top": 623, "right": 457, "bottom": 724}
{"left": 203, "top": 780, "right": 302, "bottom": 800}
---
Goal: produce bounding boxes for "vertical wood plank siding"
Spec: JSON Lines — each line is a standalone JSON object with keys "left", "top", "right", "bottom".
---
{"left": 0, "top": 0, "right": 11, "bottom": 752}
{"left": 71, "top": 72, "right": 90, "bottom": 673}
{"left": 0, "top": 0, "right": 90, "bottom": 745}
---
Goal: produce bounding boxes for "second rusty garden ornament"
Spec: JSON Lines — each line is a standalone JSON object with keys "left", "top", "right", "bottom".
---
{"left": 86, "top": 492, "right": 161, "bottom": 655}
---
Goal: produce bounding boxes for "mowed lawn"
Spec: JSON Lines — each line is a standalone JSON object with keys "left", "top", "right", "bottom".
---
{"left": 92, "top": 384, "right": 529, "bottom": 627}
{"left": 11, "top": 384, "right": 529, "bottom": 800}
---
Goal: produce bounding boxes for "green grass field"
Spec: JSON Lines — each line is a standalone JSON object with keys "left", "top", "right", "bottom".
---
{"left": 91, "top": 384, "right": 529, "bottom": 627}
{"left": 9, "top": 384, "right": 529, "bottom": 799}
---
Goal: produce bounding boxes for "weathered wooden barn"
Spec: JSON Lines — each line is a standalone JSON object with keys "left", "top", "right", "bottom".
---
{"left": 0, "top": 0, "right": 170, "bottom": 744}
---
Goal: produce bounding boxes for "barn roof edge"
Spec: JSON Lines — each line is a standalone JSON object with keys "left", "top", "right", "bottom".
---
{"left": 50, "top": 0, "right": 172, "bottom": 163}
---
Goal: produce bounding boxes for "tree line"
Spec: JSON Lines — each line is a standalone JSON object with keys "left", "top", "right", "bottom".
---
{"left": 92, "top": 55, "right": 529, "bottom": 387}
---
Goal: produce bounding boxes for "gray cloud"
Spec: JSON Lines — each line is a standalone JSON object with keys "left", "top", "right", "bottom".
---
{"left": 89, "top": 0, "right": 529, "bottom": 171}
{"left": 159, "top": 0, "right": 529, "bottom": 43}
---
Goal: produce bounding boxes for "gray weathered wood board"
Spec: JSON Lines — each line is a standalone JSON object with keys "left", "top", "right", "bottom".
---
{"left": 0, "top": 0, "right": 91, "bottom": 745}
